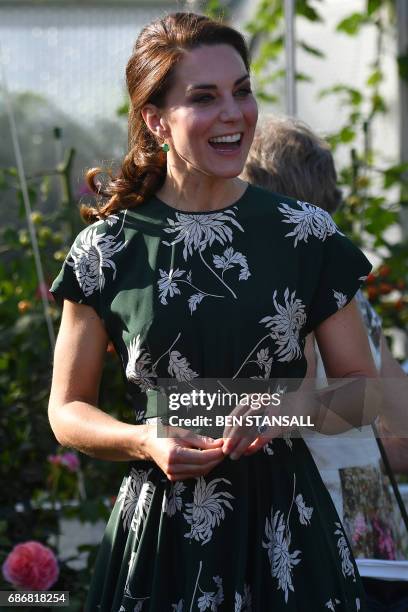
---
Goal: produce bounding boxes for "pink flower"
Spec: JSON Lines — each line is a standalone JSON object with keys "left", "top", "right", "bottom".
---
{"left": 76, "top": 180, "right": 101, "bottom": 198}
{"left": 47, "top": 452, "right": 80, "bottom": 472}
{"left": 352, "top": 512, "right": 367, "bottom": 544}
{"left": 59, "top": 452, "right": 80, "bottom": 472}
{"left": 2, "top": 541, "right": 59, "bottom": 591}
{"left": 372, "top": 517, "right": 396, "bottom": 560}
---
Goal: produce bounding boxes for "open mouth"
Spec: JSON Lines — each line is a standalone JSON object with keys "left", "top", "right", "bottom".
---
{"left": 208, "top": 132, "right": 243, "bottom": 152}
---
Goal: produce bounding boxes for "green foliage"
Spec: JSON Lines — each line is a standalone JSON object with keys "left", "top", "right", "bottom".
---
{"left": 0, "top": 153, "right": 131, "bottom": 599}
{"left": 336, "top": 12, "right": 368, "bottom": 36}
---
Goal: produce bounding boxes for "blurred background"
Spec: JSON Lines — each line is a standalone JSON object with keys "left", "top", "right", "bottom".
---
{"left": 0, "top": 0, "right": 407, "bottom": 607}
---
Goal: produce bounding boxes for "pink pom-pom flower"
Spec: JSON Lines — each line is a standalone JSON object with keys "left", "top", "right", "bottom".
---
{"left": 2, "top": 541, "right": 59, "bottom": 591}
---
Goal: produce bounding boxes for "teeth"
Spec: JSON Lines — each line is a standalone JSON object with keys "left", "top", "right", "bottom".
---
{"left": 209, "top": 133, "right": 241, "bottom": 144}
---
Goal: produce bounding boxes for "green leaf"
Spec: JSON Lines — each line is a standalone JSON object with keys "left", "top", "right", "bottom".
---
{"left": 339, "top": 126, "right": 356, "bottom": 143}
{"left": 371, "top": 92, "right": 387, "bottom": 113}
{"left": 5, "top": 167, "right": 18, "bottom": 177}
{"left": 365, "top": 208, "right": 398, "bottom": 234}
{"left": 366, "top": 68, "right": 383, "bottom": 87}
{"left": 256, "top": 91, "right": 279, "bottom": 104}
{"left": 318, "top": 84, "right": 362, "bottom": 107}
{"left": 296, "top": 1, "right": 323, "bottom": 22}
{"left": 336, "top": 13, "right": 367, "bottom": 35}
{"left": 116, "top": 100, "right": 129, "bottom": 117}
{"left": 298, "top": 40, "right": 325, "bottom": 58}
{"left": 397, "top": 53, "right": 408, "bottom": 82}
{"left": 0, "top": 169, "right": 7, "bottom": 190}
{"left": 383, "top": 163, "right": 408, "bottom": 189}
{"left": 295, "top": 72, "right": 313, "bottom": 83}
{"left": 367, "top": 0, "right": 381, "bottom": 16}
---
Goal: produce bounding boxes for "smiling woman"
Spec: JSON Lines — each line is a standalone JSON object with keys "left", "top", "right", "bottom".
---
{"left": 48, "top": 11, "right": 377, "bottom": 612}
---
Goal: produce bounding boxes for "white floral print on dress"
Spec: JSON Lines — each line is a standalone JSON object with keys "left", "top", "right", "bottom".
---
{"left": 334, "top": 522, "right": 356, "bottom": 581}
{"left": 68, "top": 225, "right": 127, "bottom": 296}
{"left": 260, "top": 288, "right": 306, "bottom": 362}
{"left": 213, "top": 247, "right": 251, "bottom": 281}
{"left": 117, "top": 468, "right": 155, "bottom": 535}
{"left": 126, "top": 335, "right": 157, "bottom": 392}
{"left": 234, "top": 584, "right": 252, "bottom": 611}
{"left": 183, "top": 477, "right": 234, "bottom": 545}
{"left": 325, "top": 598, "right": 341, "bottom": 610}
{"left": 160, "top": 208, "right": 250, "bottom": 307}
{"left": 262, "top": 507, "right": 301, "bottom": 603}
{"left": 251, "top": 348, "right": 273, "bottom": 379}
{"left": 295, "top": 494, "right": 313, "bottom": 526}
{"left": 197, "top": 575, "right": 224, "bottom": 611}
{"left": 168, "top": 350, "right": 199, "bottom": 381}
{"left": 333, "top": 290, "right": 347, "bottom": 309}
{"left": 278, "top": 200, "right": 344, "bottom": 247}
{"left": 162, "top": 481, "right": 187, "bottom": 517}
{"left": 163, "top": 209, "right": 244, "bottom": 260}
{"left": 157, "top": 268, "right": 185, "bottom": 305}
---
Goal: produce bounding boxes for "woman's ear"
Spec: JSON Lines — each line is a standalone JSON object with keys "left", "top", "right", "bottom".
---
{"left": 140, "top": 104, "right": 164, "bottom": 139}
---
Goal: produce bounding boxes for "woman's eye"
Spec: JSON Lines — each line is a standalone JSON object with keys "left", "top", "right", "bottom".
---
{"left": 193, "top": 87, "right": 252, "bottom": 102}
{"left": 235, "top": 88, "right": 252, "bottom": 97}
{"left": 191, "top": 94, "right": 215, "bottom": 103}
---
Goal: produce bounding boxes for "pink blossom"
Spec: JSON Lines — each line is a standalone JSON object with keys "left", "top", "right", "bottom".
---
{"left": 352, "top": 512, "right": 367, "bottom": 544}
{"left": 76, "top": 180, "right": 101, "bottom": 198}
{"left": 2, "top": 541, "right": 59, "bottom": 591}
{"left": 59, "top": 452, "right": 80, "bottom": 472}
{"left": 47, "top": 452, "right": 80, "bottom": 472}
{"left": 372, "top": 517, "right": 396, "bottom": 560}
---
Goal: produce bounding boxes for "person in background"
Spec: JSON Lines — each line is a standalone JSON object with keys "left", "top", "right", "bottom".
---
{"left": 242, "top": 115, "right": 408, "bottom": 610}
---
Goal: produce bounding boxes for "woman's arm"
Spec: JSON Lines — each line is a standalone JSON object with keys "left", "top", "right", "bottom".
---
{"left": 48, "top": 299, "right": 151, "bottom": 461}
{"left": 312, "top": 297, "right": 380, "bottom": 433}
{"left": 376, "top": 332, "right": 408, "bottom": 474}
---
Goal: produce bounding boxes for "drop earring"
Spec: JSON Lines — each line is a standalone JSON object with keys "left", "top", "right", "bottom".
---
{"left": 161, "top": 143, "right": 170, "bottom": 153}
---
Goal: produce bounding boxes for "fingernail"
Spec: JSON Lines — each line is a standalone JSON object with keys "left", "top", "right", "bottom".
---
{"left": 230, "top": 452, "right": 238, "bottom": 460}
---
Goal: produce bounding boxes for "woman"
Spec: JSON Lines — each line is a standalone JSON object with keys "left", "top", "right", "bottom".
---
{"left": 49, "top": 13, "right": 377, "bottom": 611}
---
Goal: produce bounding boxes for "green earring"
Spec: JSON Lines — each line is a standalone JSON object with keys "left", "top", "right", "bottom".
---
{"left": 162, "top": 143, "right": 170, "bottom": 153}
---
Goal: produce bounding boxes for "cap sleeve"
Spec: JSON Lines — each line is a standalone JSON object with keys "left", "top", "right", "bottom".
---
{"left": 305, "top": 230, "right": 372, "bottom": 334}
{"left": 50, "top": 225, "right": 102, "bottom": 319}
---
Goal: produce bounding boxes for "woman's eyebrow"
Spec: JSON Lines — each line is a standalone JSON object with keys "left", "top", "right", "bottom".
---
{"left": 186, "top": 73, "right": 250, "bottom": 92}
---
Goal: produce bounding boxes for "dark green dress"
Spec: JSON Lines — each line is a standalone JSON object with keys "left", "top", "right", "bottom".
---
{"left": 50, "top": 184, "right": 372, "bottom": 612}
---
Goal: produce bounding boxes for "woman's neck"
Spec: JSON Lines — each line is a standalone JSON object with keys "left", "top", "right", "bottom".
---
{"left": 155, "top": 171, "right": 247, "bottom": 213}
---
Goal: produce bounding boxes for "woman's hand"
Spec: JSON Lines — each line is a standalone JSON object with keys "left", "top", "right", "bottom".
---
{"left": 144, "top": 424, "right": 225, "bottom": 481}
{"left": 222, "top": 387, "right": 318, "bottom": 459}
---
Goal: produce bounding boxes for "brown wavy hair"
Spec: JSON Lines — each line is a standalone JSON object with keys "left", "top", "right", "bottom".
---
{"left": 81, "top": 12, "right": 250, "bottom": 223}
{"left": 241, "top": 115, "right": 342, "bottom": 214}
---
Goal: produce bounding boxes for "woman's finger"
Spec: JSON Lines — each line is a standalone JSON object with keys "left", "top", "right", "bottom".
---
{"left": 172, "top": 445, "right": 225, "bottom": 465}
{"left": 168, "top": 457, "right": 224, "bottom": 475}
{"left": 168, "top": 427, "right": 224, "bottom": 449}
{"left": 226, "top": 434, "right": 258, "bottom": 460}
{"left": 243, "top": 436, "right": 271, "bottom": 455}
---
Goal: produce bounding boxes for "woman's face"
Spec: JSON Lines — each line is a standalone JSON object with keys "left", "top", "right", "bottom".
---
{"left": 157, "top": 44, "right": 258, "bottom": 179}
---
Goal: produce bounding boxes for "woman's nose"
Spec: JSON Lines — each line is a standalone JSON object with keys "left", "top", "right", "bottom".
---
{"left": 219, "top": 95, "right": 243, "bottom": 122}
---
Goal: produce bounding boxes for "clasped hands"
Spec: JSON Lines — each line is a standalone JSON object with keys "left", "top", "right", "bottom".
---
{"left": 145, "top": 389, "right": 316, "bottom": 482}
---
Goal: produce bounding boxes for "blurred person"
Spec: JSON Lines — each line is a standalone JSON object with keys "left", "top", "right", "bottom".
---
{"left": 242, "top": 114, "right": 408, "bottom": 610}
